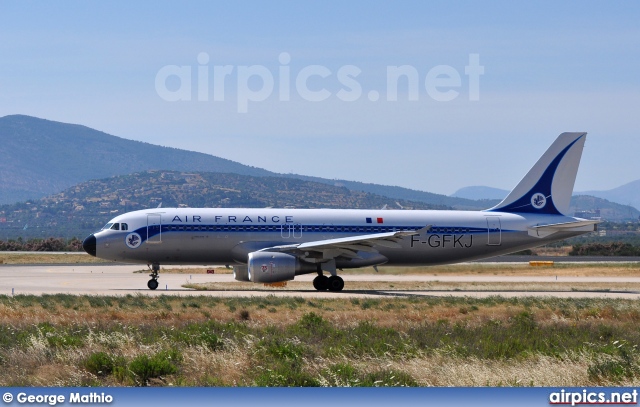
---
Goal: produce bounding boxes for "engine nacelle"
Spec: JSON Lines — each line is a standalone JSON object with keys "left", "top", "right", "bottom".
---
{"left": 247, "top": 252, "right": 316, "bottom": 283}
{"left": 233, "top": 265, "right": 250, "bottom": 282}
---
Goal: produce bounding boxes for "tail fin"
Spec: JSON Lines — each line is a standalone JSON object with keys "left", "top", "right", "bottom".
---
{"left": 488, "top": 132, "right": 587, "bottom": 215}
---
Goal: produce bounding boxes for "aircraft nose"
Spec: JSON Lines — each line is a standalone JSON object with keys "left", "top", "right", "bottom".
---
{"left": 82, "top": 234, "right": 97, "bottom": 257}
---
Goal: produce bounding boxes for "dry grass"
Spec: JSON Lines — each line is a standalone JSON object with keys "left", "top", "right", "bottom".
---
{"left": 0, "top": 294, "right": 640, "bottom": 386}
{"left": 2, "top": 329, "right": 638, "bottom": 387}
{"left": 180, "top": 343, "right": 253, "bottom": 386}
{"left": 357, "top": 353, "right": 640, "bottom": 386}
{"left": 0, "top": 253, "right": 108, "bottom": 265}
{"left": 303, "top": 353, "right": 605, "bottom": 386}
{"left": 0, "top": 294, "right": 638, "bottom": 330}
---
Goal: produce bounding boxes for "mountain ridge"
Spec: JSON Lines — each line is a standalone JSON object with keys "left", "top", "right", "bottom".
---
{"left": 581, "top": 180, "right": 640, "bottom": 212}
{"left": 1, "top": 115, "right": 637, "bottom": 219}
{"left": 0, "top": 115, "right": 274, "bottom": 203}
{"left": 0, "top": 114, "right": 487, "bottom": 209}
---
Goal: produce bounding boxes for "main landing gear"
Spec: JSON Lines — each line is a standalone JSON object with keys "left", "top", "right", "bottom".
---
{"left": 147, "top": 263, "right": 160, "bottom": 290}
{"left": 313, "top": 273, "right": 344, "bottom": 292}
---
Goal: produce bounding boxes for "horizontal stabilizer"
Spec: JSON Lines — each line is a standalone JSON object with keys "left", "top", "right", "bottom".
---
{"left": 528, "top": 220, "right": 600, "bottom": 238}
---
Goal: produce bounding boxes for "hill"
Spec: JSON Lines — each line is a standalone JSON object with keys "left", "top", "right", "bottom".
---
{"left": 0, "top": 114, "right": 497, "bottom": 210}
{"left": 0, "top": 170, "right": 446, "bottom": 240}
{"left": 283, "top": 174, "right": 485, "bottom": 210}
{"left": 569, "top": 195, "right": 640, "bottom": 220}
{"left": 581, "top": 180, "right": 640, "bottom": 212}
{"left": 0, "top": 115, "right": 273, "bottom": 204}
{"left": 2, "top": 114, "right": 637, "bottom": 220}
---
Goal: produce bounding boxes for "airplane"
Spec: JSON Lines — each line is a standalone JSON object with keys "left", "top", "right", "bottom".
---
{"left": 82, "top": 132, "right": 599, "bottom": 291}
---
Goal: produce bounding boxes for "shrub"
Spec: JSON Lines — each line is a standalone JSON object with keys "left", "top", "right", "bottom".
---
{"left": 128, "top": 350, "right": 181, "bottom": 386}
{"left": 84, "top": 352, "right": 123, "bottom": 377}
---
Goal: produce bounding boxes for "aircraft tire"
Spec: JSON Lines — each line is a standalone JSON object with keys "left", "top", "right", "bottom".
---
{"left": 327, "top": 276, "right": 344, "bottom": 292}
{"left": 147, "top": 279, "right": 159, "bottom": 290}
{"left": 313, "top": 275, "right": 329, "bottom": 291}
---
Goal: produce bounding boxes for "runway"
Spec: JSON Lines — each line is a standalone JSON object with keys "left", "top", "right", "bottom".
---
{"left": 1, "top": 263, "right": 640, "bottom": 299}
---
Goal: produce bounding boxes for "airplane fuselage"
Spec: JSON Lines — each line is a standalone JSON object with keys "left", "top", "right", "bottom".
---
{"left": 90, "top": 207, "right": 590, "bottom": 267}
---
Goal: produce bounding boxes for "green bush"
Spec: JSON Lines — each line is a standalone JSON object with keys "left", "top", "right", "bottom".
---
{"left": 128, "top": 350, "right": 181, "bottom": 386}
{"left": 172, "top": 323, "right": 224, "bottom": 351}
{"left": 36, "top": 322, "right": 85, "bottom": 348}
{"left": 84, "top": 352, "right": 118, "bottom": 377}
{"left": 262, "top": 339, "right": 303, "bottom": 361}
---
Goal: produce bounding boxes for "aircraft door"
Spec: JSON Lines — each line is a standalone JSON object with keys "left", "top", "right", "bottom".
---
{"left": 147, "top": 214, "right": 162, "bottom": 243}
{"left": 281, "top": 224, "right": 302, "bottom": 239}
{"left": 486, "top": 216, "right": 501, "bottom": 246}
{"left": 280, "top": 224, "right": 290, "bottom": 238}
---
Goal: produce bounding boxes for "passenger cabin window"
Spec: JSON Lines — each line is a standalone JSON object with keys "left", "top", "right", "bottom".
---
{"left": 110, "top": 223, "right": 120, "bottom": 230}
{"left": 121, "top": 223, "right": 128, "bottom": 231}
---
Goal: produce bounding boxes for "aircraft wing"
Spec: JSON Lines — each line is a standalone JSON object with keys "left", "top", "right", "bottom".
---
{"left": 259, "top": 225, "right": 431, "bottom": 263}
{"left": 528, "top": 220, "right": 600, "bottom": 238}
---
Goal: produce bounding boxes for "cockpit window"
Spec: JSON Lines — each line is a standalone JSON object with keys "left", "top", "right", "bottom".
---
{"left": 121, "top": 223, "right": 128, "bottom": 231}
{"left": 102, "top": 223, "right": 113, "bottom": 230}
{"left": 110, "top": 223, "right": 120, "bottom": 230}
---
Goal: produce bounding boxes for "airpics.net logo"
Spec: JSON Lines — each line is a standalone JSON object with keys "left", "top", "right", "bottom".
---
{"left": 155, "top": 52, "right": 484, "bottom": 113}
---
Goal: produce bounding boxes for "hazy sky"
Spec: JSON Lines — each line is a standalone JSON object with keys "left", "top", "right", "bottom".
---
{"left": 1, "top": 1, "right": 639, "bottom": 195}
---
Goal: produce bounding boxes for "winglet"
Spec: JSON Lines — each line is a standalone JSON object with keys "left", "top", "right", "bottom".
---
{"left": 488, "top": 132, "right": 587, "bottom": 215}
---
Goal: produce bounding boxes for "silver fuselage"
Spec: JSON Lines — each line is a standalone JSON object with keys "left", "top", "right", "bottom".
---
{"left": 91, "top": 208, "right": 592, "bottom": 268}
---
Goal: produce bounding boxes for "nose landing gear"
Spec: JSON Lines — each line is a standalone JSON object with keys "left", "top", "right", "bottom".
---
{"left": 148, "top": 263, "right": 160, "bottom": 290}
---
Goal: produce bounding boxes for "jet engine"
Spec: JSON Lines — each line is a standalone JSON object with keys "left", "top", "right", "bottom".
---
{"left": 233, "top": 265, "right": 250, "bottom": 282}
{"left": 247, "top": 252, "right": 316, "bottom": 283}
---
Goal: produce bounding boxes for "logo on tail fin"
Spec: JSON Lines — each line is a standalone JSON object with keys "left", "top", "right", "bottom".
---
{"left": 531, "top": 193, "right": 547, "bottom": 209}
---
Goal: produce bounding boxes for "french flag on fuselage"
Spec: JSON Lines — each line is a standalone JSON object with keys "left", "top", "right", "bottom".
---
{"left": 366, "top": 217, "right": 384, "bottom": 224}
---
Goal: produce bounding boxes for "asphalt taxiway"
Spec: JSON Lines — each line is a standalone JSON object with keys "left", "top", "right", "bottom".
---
{"left": 1, "top": 263, "right": 640, "bottom": 299}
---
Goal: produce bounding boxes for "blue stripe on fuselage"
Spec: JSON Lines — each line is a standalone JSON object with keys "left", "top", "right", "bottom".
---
{"left": 128, "top": 224, "right": 506, "bottom": 245}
